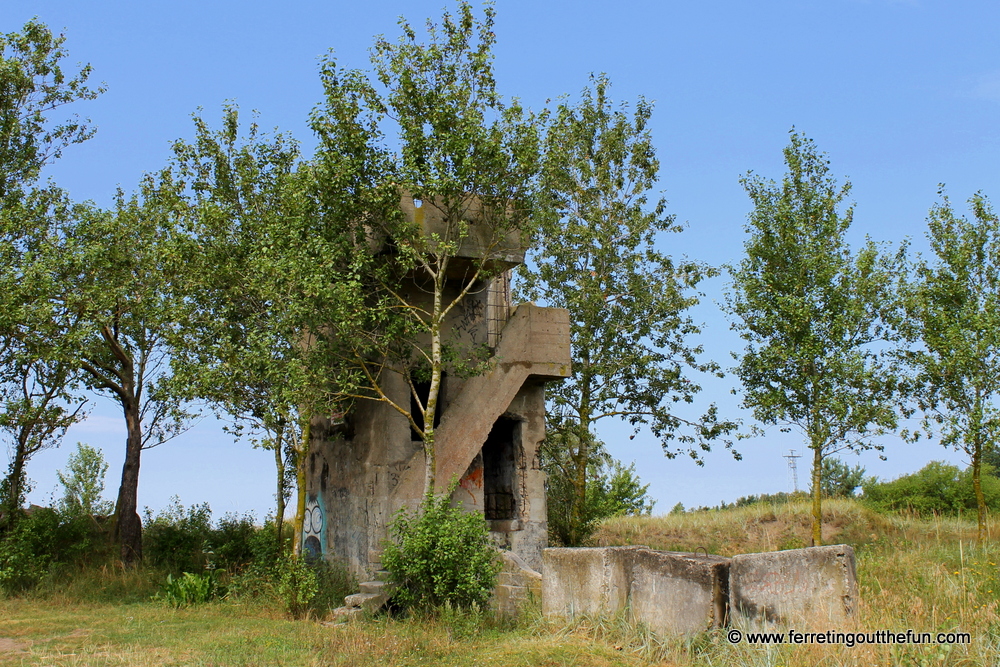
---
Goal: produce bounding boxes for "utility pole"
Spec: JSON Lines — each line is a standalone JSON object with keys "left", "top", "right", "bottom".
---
{"left": 783, "top": 449, "right": 802, "bottom": 492}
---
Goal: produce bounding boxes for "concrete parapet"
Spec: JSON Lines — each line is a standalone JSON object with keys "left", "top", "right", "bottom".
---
{"left": 434, "top": 304, "right": 571, "bottom": 489}
{"left": 729, "top": 545, "right": 858, "bottom": 626}
{"left": 542, "top": 546, "right": 639, "bottom": 618}
{"left": 542, "top": 546, "right": 729, "bottom": 636}
{"left": 628, "top": 549, "right": 730, "bottom": 635}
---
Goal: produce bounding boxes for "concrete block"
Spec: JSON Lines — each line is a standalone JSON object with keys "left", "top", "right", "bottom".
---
{"left": 343, "top": 592, "right": 389, "bottom": 613}
{"left": 628, "top": 549, "right": 730, "bottom": 636}
{"left": 729, "top": 545, "right": 858, "bottom": 626}
{"left": 542, "top": 547, "right": 642, "bottom": 618}
{"left": 493, "top": 550, "right": 543, "bottom": 617}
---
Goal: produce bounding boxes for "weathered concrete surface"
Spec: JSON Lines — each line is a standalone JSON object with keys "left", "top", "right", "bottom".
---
{"left": 434, "top": 304, "right": 571, "bottom": 489}
{"left": 543, "top": 547, "right": 729, "bottom": 636}
{"left": 308, "top": 199, "right": 570, "bottom": 581}
{"left": 543, "top": 547, "right": 639, "bottom": 618}
{"left": 493, "top": 550, "right": 543, "bottom": 617}
{"left": 729, "top": 545, "right": 858, "bottom": 626}
{"left": 399, "top": 192, "right": 527, "bottom": 268}
{"left": 628, "top": 549, "right": 730, "bottom": 635}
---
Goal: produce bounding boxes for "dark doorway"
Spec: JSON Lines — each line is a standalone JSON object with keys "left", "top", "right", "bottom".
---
{"left": 483, "top": 416, "right": 519, "bottom": 521}
{"left": 410, "top": 375, "right": 444, "bottom": 440}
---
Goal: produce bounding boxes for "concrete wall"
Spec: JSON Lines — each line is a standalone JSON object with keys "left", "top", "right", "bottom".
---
{"left": 729, "top": 545, "right": 858, "bottom": 626}
{"left": 628, "top": 549, "right": 730, "bottom": 636}
{"left": 542, "top": 547, "right": 729, "bottom": 636}
{"left": 544, "top": 545, "right": 857, "bottom": 636}
{"left": 543, "top": 547, "right": 638, "bottom": 618}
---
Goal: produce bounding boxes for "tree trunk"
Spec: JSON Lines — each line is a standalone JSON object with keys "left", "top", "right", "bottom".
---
{"left": 810, "top": 443, "right": 823, "bottom": 547}
{"left": 273, "top": 422, "right": 286, "bottom": 554}
{"left": 1, "top": 442, "right": 28, "bottom": 526}
{"left": 292, "top": 418, "right": 311, "bottom": 556}
{"left": 569, "top": 429, "right": 589, "bottom": 546}
{"left": 972, "top": 444, "right": 986, "bottom": 541}
{"left": 113, "top": 397, "right": 144, "bottom": 565}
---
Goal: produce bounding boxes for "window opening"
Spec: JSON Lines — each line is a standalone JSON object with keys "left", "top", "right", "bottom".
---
{"left": 483, "top": 416, "right": 518, "bottom": 521}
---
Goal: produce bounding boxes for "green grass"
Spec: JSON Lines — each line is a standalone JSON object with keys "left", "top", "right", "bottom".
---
{"left": 3, "top": 500, "right": 1000, "bottom": 666}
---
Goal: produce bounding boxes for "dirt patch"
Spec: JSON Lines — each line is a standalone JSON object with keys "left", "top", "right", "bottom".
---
{"left": 0, "top": 637, "right": 30, "bottom": 654}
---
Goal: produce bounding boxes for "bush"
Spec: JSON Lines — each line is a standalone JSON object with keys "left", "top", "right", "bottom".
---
{"left": 276, "top": 556, "right": 319, "bottom": 619}
{"left": 206, "top": 512, "right": 258, "bottom": 571}
{"left": 382, "top": 492, "right": 500, "bottom": 611}
{"left": 0, "top": 507, "right": 95, "bottom": 595}
{"left": 862, "top": 461, "right": 1000, "bottom": 515}
{"left": 544, "top": 439, "right": 656, "bottom": 546}
{"left": 143, "top": 497, "right": 212, "bottom": 573}
{"left": 155, "top": 570, "right": 222, "bottom": 607}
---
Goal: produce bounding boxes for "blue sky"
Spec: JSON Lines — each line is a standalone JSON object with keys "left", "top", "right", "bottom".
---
{"left": 6, "top": 0, "right": 999, "bottom": 519}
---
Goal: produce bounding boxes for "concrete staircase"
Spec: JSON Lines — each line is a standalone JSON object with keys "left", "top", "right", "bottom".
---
{"left": 433, "top": 304, "right": 570, "bottom": 489}
{"left": 330, "top": 549, "right": 393, "bottom": 622}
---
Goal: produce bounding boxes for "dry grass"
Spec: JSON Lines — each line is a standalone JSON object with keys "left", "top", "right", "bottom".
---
{"left": 593, "top": 498, "right": 897, "bottom": 555}
{"left": 2, "top": 501, "right": 999, "bottom": 665}
{"left": 591, "top": 500, "right": 1000, "bottom": 666}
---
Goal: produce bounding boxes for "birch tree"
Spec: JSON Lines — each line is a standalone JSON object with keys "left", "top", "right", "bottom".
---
{"left": 903, "top": 190, "right": 1000, "bottom": 540}
{"left": 519, "top": 75, "right": 736, "bottom": 545}
{"left": 726, "top": 131, "right": 905, "bottom": 546}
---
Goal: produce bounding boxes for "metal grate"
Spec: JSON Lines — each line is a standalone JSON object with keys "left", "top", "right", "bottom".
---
{"left": 486, "top": 270, "right": 512, "bottom": 349}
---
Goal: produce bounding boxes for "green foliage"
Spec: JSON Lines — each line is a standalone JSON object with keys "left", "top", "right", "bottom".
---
{"left": 155, "top": 571, "right": 221, "bottom": 607}
{"left": 311, "top": 0, "right": 541, "bottom": 496}
{"left": 519, "top": 74, "right": 733, "bottom": 547}
{"left": 382, "top": 493, "right": 500, "bottom": 611}
{"left": 901, "top": 190, "right": 1000, "bottom": 538}
{"left": 0, "top": 507, "right": 93, "bottom": 595}
{"left": 276, "top": 556, "right": 319, "bottom": 619}
{"left": 726, "top": 129, "right": 905, "bottom": 545}
{"left": 821, "top": 457, "right": 866, "bottom": 498}
{"left": 545, "top": 438, "right": 655, "bottom": 546}
{"left": 862, "top": 461, "right": 1000, "bottom": 515}
{"left": 730, "top": 491, "right": 809, "bottom": 509}
{"left": 205, "top": 512, "right": 260, "bottom": 571}
{"left": 0, "top": 19, "right": 103, "bottom": 203}
{"left": 142, "top": 497, "right": 212, "bottom": 573}
{"left": 595, "top": 460, "right": 656, "bottom": 518}
{"left": 56, "top": 442, "right": 113, "bottom": 517}
{"left": 227, "top": 553, "right": 354, "bottom": 619}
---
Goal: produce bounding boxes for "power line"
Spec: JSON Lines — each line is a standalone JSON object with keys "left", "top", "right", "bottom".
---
{"left": 783, "top": 449, "right": 802, "bottom": 492}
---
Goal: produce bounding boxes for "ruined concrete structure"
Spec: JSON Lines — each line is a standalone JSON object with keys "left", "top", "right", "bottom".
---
{"left": 543, "top": 545, "right": 859, "bottom": 636}
{"left": 304, "top": 195, "right": 571, "bottom": 577}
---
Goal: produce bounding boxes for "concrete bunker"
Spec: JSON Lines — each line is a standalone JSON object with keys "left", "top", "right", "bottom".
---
{"left": 305, "top": 194, "right": 572, "bottom": 579}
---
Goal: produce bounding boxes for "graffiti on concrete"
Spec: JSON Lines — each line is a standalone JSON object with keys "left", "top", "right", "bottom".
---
{"left": 303, "top": 494, "right": 327, "bottom": 560}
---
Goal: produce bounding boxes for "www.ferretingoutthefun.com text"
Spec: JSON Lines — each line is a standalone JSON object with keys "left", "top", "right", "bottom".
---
{"left": 727, "top": 628, "right": 971, "bottom": 648}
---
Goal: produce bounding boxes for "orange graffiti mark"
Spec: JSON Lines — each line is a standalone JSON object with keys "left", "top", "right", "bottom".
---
{"left": 460, "top": 466, "right": 484, "bottom": 489}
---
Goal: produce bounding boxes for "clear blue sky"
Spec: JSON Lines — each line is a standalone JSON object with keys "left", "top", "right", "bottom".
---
{"left": 7, "top": 0, "right": 998, "bottom": 519}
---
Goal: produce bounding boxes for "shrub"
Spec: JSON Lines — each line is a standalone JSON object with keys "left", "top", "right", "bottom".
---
{"left": 382, "top": 492, "right": 500, "bottom": 611}
{"left": 544, "top": 442, "right": 656, "bottom": 546}
{"left": 143, "top": 497, "right": 212, "bottom": 573}
{"left": 276, "top": 556, "right": 319, "bottom": 619}
{"left": 0, "top": 507, "right": 94, "bottom": 595}
{"left": 206, "top": 512, "right": 258, "bottom": 571}
{"left": 155, "top": 570, "right": 222, "bottom": 607}
{"left": 862, "top": 461, "right": 1000, "bottom": 515}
